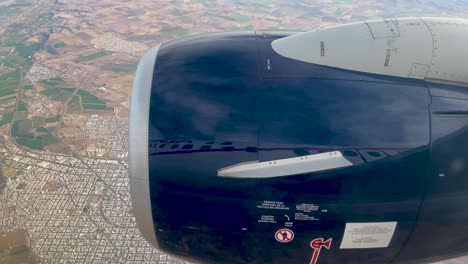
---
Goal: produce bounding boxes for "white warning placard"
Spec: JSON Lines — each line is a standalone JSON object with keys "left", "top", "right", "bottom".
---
{"left": 340, "top": 222, "right": 397, "bottom": 249}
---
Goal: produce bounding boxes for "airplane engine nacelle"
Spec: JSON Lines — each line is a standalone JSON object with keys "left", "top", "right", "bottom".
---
{"left": 129, "top": 18, "right": 468, "bottom": 264}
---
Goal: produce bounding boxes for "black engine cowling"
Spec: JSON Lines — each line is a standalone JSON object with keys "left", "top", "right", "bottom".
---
{"left": 128, "top": 31, "right": 468, "bottom": 264}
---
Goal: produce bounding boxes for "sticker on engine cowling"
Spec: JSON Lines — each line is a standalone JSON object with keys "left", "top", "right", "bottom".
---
{"left": 275, "top": 228, "right": 294, "bottom": 243}
{"left": 340, "top": 222, "right": 397, "bottom": 249}
{"left": 309, "top": 237, "right": 332, "bottom": 264}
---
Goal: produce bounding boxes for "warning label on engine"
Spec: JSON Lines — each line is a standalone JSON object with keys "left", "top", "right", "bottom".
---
{"left": 258, "top": 215, "right": 276, "bottom": 224}
{"left": 340, "top": 222, "right": 397, "bottom": 249}
{"left": 294, "top": 213, "right": 319, "bottom": 221}
{"left": 257, "top": 201, "right": 289, "bottom": 210}
{"left": 296, "top": 203, "right": 319, "bottom": 213}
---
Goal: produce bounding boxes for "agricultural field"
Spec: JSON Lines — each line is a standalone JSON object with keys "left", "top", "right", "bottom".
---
{"left": 78, "top": 51, "right": 113, "bottom": 62}
{"left": 16, "top": 100, "right": 27, "bottom": 111}
{"left": 41, "top": 88, "right": 74, "bottom": 102}
{"left": 1, "top": 54, "right": 26, "bottom": 68}
{"left": 35, "top": 126, "right": 48, "bottom": 133}
{"left": 40, "top": 77, "right": 76, "bottom": 102}
{"left": 77, "top": 89, "right": 106, "bottom": 109}
{"left": 52, "top": 42, "right": 66, "bottom": 48}
{"left": 66, "top": 95, "right": 81, "bottom": 113}
{"left": 14, "top": 42, "right": 41, "bottom": 58}
{"left": 11, "top": 119, "right": 34, "bottom": 139}
{"left": 11, "top": 118, "right": 59, "bottom": 150}
{"left": 108, "top": 60, "right": 138, "bottom": 74}
{"left": 44, "top": 114, "right": 61, "bottom": 123}
{"left": 0, "top": 112, "right": 14, "bottom": 127}
{"left": 0, "top": 71, "right": 20, "bottom": 98}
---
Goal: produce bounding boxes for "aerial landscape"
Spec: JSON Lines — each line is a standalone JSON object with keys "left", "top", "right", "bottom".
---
{"left": 1, "top": 0, "right": 468, "bottom": 263}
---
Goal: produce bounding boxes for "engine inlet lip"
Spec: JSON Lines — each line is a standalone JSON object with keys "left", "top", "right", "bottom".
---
{"left": 128, "top": 45, "right": 160, "bottom": 249}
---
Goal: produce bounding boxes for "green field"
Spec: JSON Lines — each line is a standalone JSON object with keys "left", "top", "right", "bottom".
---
{"left": 0, "top": 112, "right": 14, "bottom": 127}
{"left": 44, "top": 117, "right": 56, "bottom": 123}
{"left": 35, "top": 126, "right": 48, "bottom": 133}
{"left": 24, "top": 58, "right": 33, "bottom": 68}
{"left": 244, "top": 24, "right": 254, "bottom": 30}
{"left": 10, "top": 2, "right": 33, "bottom": 7}
{"left": 79, "top": 51, "right": 113, "bottom": 62}
{"left": 12, "top": 118, "right": 58, "bottom": 150}
{"left": 335, "top": 7, "right": 343, "bottom": 16}
{"left": 0, "top": 6, "right": 22, "bottom": 16}
{"left": 41, "top": 77, "right": 64, "bottom": 86}
{"left": 229, "top": 25, "right": 242, "bottom": 31}
{"left": 0, "top": 94, "right": 16, "bottom": 102}
{"left": 16, "top": 137, "right": 43, "bottom": 150}
{"left": 17, "top": 100, "right": 27, "bottom": 111}
{"left": 203, "top": 12, "right": 216, "bottom": 17}
{"left": 231, "top": 13, "right": 250, "bottom": 22}
{"left": 77, "top": 90, "right": 105, "bottom": 105}
{"left": 53, "top": 42, "right": 66, "bottom": 48}
{"left": 0, "top": 71, "right": 20, "bottom": 98}
{"left": 171, "top": 28, "right": 190, "bottom": 36}
{"left": 2, "top": 54, "right": 26, "bottom": 68}
{"left": 265, "top": 17, "right": 281, "bottom": 22}
{"left": 61, "top": 87, "right": 76, "bottom": 93}
{"left": 23, "top": 84, "right": 33, "bottom": 90}
{"left": 70, "top": 95, "right": 79, "bottom": 104}
{"left": 40, "top": 78, "right": 75, "bottom": 102}
{"left": 0, "top": 71, "right": 20, "bottom": 81}
{"left": 13, "top": 111, "right": 28, "bottom": 120}
{"left": 15, "top": 42, "right": 41, "bottom": 58}
{"left": 82, "top": 104, "right": 107, "bottom": 110}
{"left": 41, "top": 87, "right": 74, "bottom": 102}
{"left": 45, "top": 114, "right": 60, "bottom": 123}
{"left": 0, "top": 71, "right": 21, "bottom": 81}
{"left": 110, "top": 61, "right": 138, "bottom": 74}
{"left": 12, "top": 119, "right": 34, "bottom": 139}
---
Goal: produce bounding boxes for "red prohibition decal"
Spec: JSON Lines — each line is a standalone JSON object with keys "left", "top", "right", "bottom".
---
{"left": 309, "top": 238, "right": 332, "bottom": 264}
{"left": 274, "top": 228, "right": 294, "bottom": 243}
